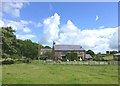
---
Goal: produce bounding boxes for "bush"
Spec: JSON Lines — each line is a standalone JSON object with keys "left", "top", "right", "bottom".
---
{"left": 113, "top": 57, "right": 120, "bottom": 61}
{"left": 11, "top": 54, "right": 21, "bottom": 59}
{"left": 2, "top": 60, "right": 14, "bottom": 65}
{"left": 66, "top": 52, "right": 78, "bottom": 61}
{"left": 15, "top": 59, "right": 23, "bottom": 64}
{"left": 61, "top": 57, "right": 67, "bottom": 61}
{"left": 23, "top": 58, "right": 32, "bottom": 63}
{"left": 40, "top": 56, "right": 47, "bottom": 60}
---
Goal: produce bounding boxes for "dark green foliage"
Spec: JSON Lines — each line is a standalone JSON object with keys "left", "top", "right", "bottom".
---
{"left": 22, "top": 58, "right": 32, "bottom": 63}
{"left": 11, "top": 54, "right": 21, "bottom": 59}
{"left": 66, "top": 52, "right": 78, "bottom": 61}
{"left": 94, "top": 53, "right": 104, "bottom": 61}
{"left": 1, "top": 27, "right": 17, "bottom": 58}
{"left": 44, "top": 46, "right": 51, "bottom": 49}
{"left": 61, "top": 58, "right": 67, "bottom": 61}
{"left": 18, "top": 39, "right": 39, "bottom": 59}
{"left": 74, "top": 52, "right": 78, "bottom": 61}
{"left": 1, "top": 26, "right": 48, "bottom": 61}
{"left": 110, "top": 51, "right": 118, "bottom": 54}
{"left": 86, "top": 50, "right": 95, "bottom": 57}
{"left": 2, "top": 60, "right": 14, "bottom": 65}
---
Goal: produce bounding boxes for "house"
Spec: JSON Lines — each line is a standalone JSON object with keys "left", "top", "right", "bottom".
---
{"left": 85, "top": 54, "right": 93, "bottom": 60}
{"left": 40, "top": 42, "right": 87, "bottom": 61}
{"left": 113, "top": 53, "right": 120, "bottom": 61}
{"left": 40, "top": 48, "right": 52, "bottom": 55}
{"left": 53, "top": 42, "right": 86, "bottom": 61}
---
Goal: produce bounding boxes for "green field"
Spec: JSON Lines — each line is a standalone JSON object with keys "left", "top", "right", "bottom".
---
{"left": 1, "top": 61, "right": 118, "bottom": 84}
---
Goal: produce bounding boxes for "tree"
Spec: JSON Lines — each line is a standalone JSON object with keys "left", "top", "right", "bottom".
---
{"left": 44, "top": 46, "right": 51, "bottom": 49}
{"left": 18, "top": 39, "right": 39, "bottom": 59}
{"left": 94, "top": 53, "right": 104, "bottom": 61}
{"left": 110, "top": 51, "right": 117, "bottom": 54}
{"left": 1, "top": 27, "right": 17, "bottom": 59}
{"left": 86, "top": 50, "right": 95, "bottom": 57}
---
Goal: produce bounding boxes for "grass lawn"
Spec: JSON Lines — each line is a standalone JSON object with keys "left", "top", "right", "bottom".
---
{"left": 2, "top": 60, "right": 118, "bottom": 84}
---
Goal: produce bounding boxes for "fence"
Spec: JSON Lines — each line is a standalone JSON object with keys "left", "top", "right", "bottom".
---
{"left": 45, "top": 60, "right": 120, "bottom": 65}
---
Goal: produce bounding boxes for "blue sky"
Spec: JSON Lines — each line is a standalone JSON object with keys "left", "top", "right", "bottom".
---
{"left": 1, "top": 2, "right": 118, "bottom": 53}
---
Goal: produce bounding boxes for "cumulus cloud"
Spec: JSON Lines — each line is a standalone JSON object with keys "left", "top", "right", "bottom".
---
{"left": 1, "top": 19, "right": 32, "bottom": 33}
{"left": 1, "top": 2, "right": 28, "bottom": 17}
{"left": 40, "top": 13, "right": 60, "bottom": 44}
{"left": 0, "top": 20, "right": 4, "bottom": 27}
{"left": 41, "top": 13, "right": 118, "bottom": 53}
{"left": 58, "top": 21, "right": 118, "bottom": 53}
{"left": 109, "top": 29, "right": 118, "bottom": 50}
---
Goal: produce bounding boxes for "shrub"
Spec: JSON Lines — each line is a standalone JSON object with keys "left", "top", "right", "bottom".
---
{"left": 11, "top": 54, "right": 21, "bottom": 60}
{"left": 61, "top": 57, "right": 67, "bottom": 61}
{"left": 40, "top": 56, "right": 47, "bottom": 60}
{"left": 2, "top": 60, "right": 14, "bottom": 65}
{"left": 23, "top": 58, "right": 32, "bottom": 63}
{"left": 66, "top": 52, "right": 78, "bottom": 61}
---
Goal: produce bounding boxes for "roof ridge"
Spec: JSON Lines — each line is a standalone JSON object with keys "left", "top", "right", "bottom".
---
{"left": 55, "top": 45, "right": 81, "bottom": 46}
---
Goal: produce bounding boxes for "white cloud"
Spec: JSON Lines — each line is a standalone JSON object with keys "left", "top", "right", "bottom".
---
{"left": 41, "top": 13, "right": 60, "bottom": 44}
{"left": 1, "top": 2, "right": 28, "bottom": 17}
{"left": 16, "top": 34, "right": 36, "bottom": 40}
{"left": 23, "top": 27, "right": 31, "bottom": 33}
{"left": 40, "top": 13, "right": 118, "bottom": 53}
{"left": 58, "top": 21, "right": 117, "bottom": 53}
{"left": 2, "top": 19, "right": 32, "bottom": 33}
{"left": 109, "top": 28, "right": 118, "bottom": 50}
{"left": 0, "top": 20, "right": 4, "bottom": 27}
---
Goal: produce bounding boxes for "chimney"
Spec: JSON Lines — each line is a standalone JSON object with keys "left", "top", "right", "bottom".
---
{"left": 52, "top": 41, "right": 55, "bottom": 60}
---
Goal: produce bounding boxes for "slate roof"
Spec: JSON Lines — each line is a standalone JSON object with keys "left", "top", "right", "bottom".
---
{"left": 114, "top": 53, "right": 120, "bottom": 56}
{"left": 54, "top": 45, "right": 85, "bottom": 51}
{"left": 85, "top": 54, "right": 93, "bottom": 59}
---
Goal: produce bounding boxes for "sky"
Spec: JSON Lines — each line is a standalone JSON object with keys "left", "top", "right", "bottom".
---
{"left": 0, "top": 2, "right": 118, "bottom": 53}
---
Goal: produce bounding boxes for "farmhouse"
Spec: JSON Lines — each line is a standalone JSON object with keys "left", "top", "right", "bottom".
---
{"left": 113, "top": 53, "right": 120, "bottom": 61}
{"left": 40, "top": 42, "right": 87, "bottom": 61}
{"left": 53, "top": 44, "right": 86, "bottom": 61}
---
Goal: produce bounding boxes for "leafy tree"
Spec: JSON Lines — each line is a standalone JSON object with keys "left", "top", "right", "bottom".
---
{"left": 18, "top": 39, "right": 39, "bottom": 59}
{"left": 86, "top": 50, "right": 95, "bottom": 57}
{"left": 1, "top": 26, "right": 51, "bottom": 61}
{"left": 94, "top": 53, "right": 104, "bottom": 61}
{"left": 1, "top": 27, "right": 17, "bottom": 59}
{"left": 110, "top": 51, "right": 117, "bottom": 54}
{"left": 44, "top": 46, "right": 51, "bottom": 49}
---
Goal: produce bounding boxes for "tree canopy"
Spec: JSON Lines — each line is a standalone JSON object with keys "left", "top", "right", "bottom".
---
{"left": 86, "top": 50, "right": 95, "bottom": 57}
{"left": 1, "top": 27, "right": 46, "bottom": 60}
